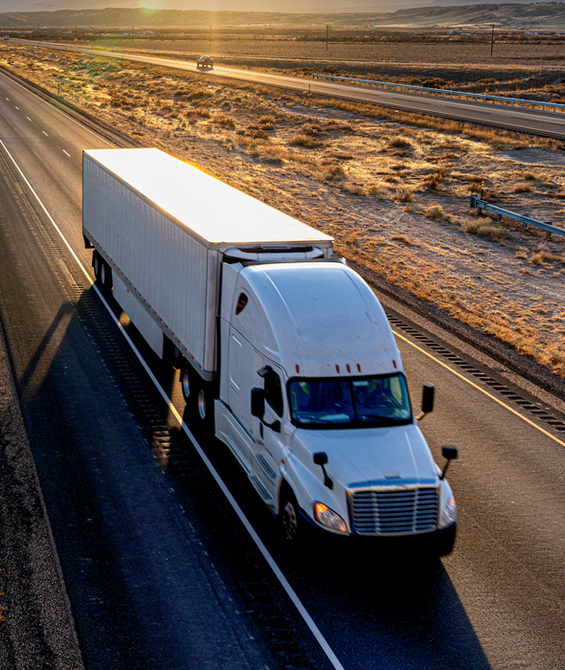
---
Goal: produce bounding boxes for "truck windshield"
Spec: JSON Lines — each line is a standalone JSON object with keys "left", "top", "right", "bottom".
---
{"left": 288, "top": 373, "right": 412, "bottom": 429}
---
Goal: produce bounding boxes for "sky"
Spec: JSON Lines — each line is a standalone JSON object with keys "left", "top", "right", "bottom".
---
{"left": 0, "top": 0, "right": 549, "bottom": 13}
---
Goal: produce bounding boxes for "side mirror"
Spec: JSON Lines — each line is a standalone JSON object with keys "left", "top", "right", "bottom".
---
{"left": 313, "top": 452, "right": 328, "bottom": 466}
{"left": 313, "top": 451, "right": 333, "bottom": 489}
{"left": 416, "top": 383, "right": 435, "bottom": 421}
{"left": 440, "top": 446, "right": 458, "bottom": 480}
{"left": 251, "top": 388, "right": 265, "bottom": 419}
{"left": 422, "top": 383, "right": 435, "bottom": 414}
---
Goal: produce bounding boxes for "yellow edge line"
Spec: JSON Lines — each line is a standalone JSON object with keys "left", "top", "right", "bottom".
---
{"left": 393, "top": 329, "right": 565, "bottom": 449}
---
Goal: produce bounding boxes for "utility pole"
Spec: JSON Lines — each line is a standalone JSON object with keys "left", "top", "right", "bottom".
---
{"left": 490, "top": 23, "right": 495, "bottom": 56}
{"left": 326, "top": 24, "right": 329, "bottom": 51}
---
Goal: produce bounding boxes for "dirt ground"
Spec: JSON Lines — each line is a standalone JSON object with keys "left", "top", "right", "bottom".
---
{"left": 1, "top": 43, "right": 565, "bottom": 379}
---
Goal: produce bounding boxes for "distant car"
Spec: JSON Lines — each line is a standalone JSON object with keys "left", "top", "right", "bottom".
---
{"left": 3, "top": 36, "right": 9, "bottom": 41}
{"left": 196, "top": 55, "right": 214, "bottom": 69}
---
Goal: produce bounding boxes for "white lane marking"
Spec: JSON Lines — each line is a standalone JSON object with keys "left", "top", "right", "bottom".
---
{"left": 0, "top": 138, "right": 347, "bottom": 670}
{"left": 14, "top": 105, "right": 18, "bottom": 110}
{"left": 393, "top": 330, "right": 565, "bottom": 448}
{"left": 42, "top": 130, "right": 48, "bottom": 136}
{"left": 63, "top": 150, "right": 70, "bottom": 157}
{"left": 26, "top": 116, "right": 31, "bottom": 121}
{"left": 0, "top": 72, "right": 113, "bottom": 147}
{"left": 5, "top": 97, "right": 8, "bottom": 100}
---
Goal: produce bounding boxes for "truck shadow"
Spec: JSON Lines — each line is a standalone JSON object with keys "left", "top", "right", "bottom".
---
{"left": 281, "top": 544, "right": 492, "bottom": 670}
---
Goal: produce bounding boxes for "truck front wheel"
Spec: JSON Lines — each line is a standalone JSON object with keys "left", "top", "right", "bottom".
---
{"left": 281, "top": 488, "right": 301, "bottom": 542}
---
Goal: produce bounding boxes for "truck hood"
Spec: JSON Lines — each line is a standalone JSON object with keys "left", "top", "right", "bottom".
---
{"left": 292, "top": 423, "right": 438, "bottom": 488}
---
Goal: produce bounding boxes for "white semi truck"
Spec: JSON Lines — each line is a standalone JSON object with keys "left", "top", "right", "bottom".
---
{"left": 83, "top": 148, "right": 457, "bottom": 555}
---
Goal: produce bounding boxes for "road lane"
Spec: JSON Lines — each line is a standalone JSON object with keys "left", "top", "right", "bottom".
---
{"left": 0, "top": 68, "right": 564, "bottom": 669}
{"left": 8, "top": 39, "right": 565, "bottom": 139}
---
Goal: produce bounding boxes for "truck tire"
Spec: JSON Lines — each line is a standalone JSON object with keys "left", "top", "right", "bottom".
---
{"left": 93, "top": 250, "right": 101, "bottom": 281}
{"left": 180, "top": 361, "right": 194, "bottom": 405}
{"left": 280, "top": 487, "right": 301, "bottom": 542}
{"left": 196, "top": 382, "right": 214, "bottom": 431}
{"left": 180, "top": 363, "right": 214, "bottom": 431}
{"left": 100, "top": 261, "right": 112, "bottom": 290}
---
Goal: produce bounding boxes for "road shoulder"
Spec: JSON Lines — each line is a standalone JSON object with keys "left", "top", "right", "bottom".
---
{"left": 0, "top": 316, "right": 84, "bottom": 670}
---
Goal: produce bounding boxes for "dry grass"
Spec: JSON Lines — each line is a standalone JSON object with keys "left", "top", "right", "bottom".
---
{"left": 425, "top": 204, "right": 445, "bottom": 220}
{"left": 460, "top": 216, "right": 508, "bottom": 241}
{"left": 3, "top": 44, "right": 565, "bottom": 377}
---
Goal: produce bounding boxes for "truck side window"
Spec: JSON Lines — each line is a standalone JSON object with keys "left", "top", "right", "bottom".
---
{"left": 235, "top": 293, "right": 248, "bottom": 315}
{"left": 264, "top": 369, "right": 283, "bottom": 417}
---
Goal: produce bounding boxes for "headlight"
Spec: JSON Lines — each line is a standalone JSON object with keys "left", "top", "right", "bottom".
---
{"left": 313, "top": 503, "right": 348, "bottom": 534}
{"left": 439, "top": 496, "right": 457, "bottom": 528}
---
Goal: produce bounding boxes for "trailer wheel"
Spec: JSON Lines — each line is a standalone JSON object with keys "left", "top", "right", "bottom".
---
{"left": 180, "top": 362, "right": 193, "bottom": 404}
{"left": 100, "top": 261, "right": 112, "bottom": 290}
{"left": 93, "top": 250, "right": 101, "bottom": 281}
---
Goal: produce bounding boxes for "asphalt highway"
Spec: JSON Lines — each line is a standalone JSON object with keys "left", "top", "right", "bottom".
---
{"left": 8, "top": 39, "right": 565, "bottom": 139}
{"left": 0, "top": 69, "right": 564, "bottom": 670}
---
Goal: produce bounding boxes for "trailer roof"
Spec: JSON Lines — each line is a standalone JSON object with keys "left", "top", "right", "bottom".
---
{"left": 84, "top": 148, "right": 333, "bottom": 246}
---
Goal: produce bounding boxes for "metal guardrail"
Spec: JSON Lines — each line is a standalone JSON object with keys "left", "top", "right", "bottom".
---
{"left": 312, "top": 73, "right": 565, "bottom": 115}
{"left": 469, "top": 195, "right": 565, "bottom": 238}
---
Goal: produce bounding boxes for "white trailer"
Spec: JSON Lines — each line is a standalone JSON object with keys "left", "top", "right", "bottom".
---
{"left": 83, "top": 148, "right": 458, "bottom": 556}
{"left": 83, "top": 148, "right": 333, "bottom": 379}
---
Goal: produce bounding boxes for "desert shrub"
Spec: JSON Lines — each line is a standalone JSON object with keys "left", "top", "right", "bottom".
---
{"left": 368, "top": 183, "right": 391, "bottom": 199}
{"left": 323, "top": 163, "right": 346, "bottom": 182}
{"left": 212, "top": 114, "right": 235, "bottom": 128}
{"left": 425, "top": 204, "right": 444, "bottom": 219}
{"left": 391, "top": 234, "right": 419, "bottom": 246}
{"left": 522, "top": 170, "right": 538, "bottom": 181}
{"left": 258, "top": 115, "right": 276, "bottom": 128}
{"left": 461, "top": 217, "right": 507, "bottom": 241}
{"left": 260, "top": 148, "right": 284, "bottom": 164}
{"left": 249, "top": 129, "right": 270, "bottom": 139}
{"left": 190, "top": 89, "right": 214, "bottom": 100}
{"left": 288, "top": 134, "right": 320, "bottom": 148}
{"left": 302, "top": 123, "right": 322, "bottom": 136}
{"left": 386, "top": 137, "right": 412, "bottom": 150}
{"left": 185, "top": 108, "right": 211, "bottom": 119}
{"left": 513, "top": 185, "right": 531, "bottom": 193}
{"left": 395, "top": 188, "right": 415, "bottom": 203}
{"left": 422, "top": 167, "right": 447, "bottom": 191}
{"left": 532, "top": 247, "right": 565, "bottom": 264}
{"left": 343, "top": 183, "right": 367, "bottom": 196}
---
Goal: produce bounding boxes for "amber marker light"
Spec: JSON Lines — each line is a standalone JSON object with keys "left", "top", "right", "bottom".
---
{"left": 313, "top": 503, "right": 348, "bottom": 534}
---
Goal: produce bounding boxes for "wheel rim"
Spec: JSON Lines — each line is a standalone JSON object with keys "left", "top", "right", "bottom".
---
{"left": 181, "top": 368, "right": 191, "bottom": 399}
{"left": 100, "top": 262, "right": 106, "bottom": 285}
{"left": 282, "top": 499, "right": 298, "bottom": 540}
{"left": 94, "top": 254, "right": 100, "bottom": 278}
{"left": 197, "top": 389, "right": 207, "bottom": 420}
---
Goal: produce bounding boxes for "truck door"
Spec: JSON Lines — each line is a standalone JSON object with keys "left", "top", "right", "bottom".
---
{"left": 253, "top": 362, "right": 286, "bottom": 501}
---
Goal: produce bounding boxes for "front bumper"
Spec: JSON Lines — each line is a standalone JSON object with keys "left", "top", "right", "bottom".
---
{"left": 300, "top": 509, "right": 457, "bottom": 557}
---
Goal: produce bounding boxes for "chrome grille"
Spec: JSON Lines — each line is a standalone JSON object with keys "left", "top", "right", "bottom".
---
{"left": 351, "top": 487, "right": 438, "bottom": 536}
